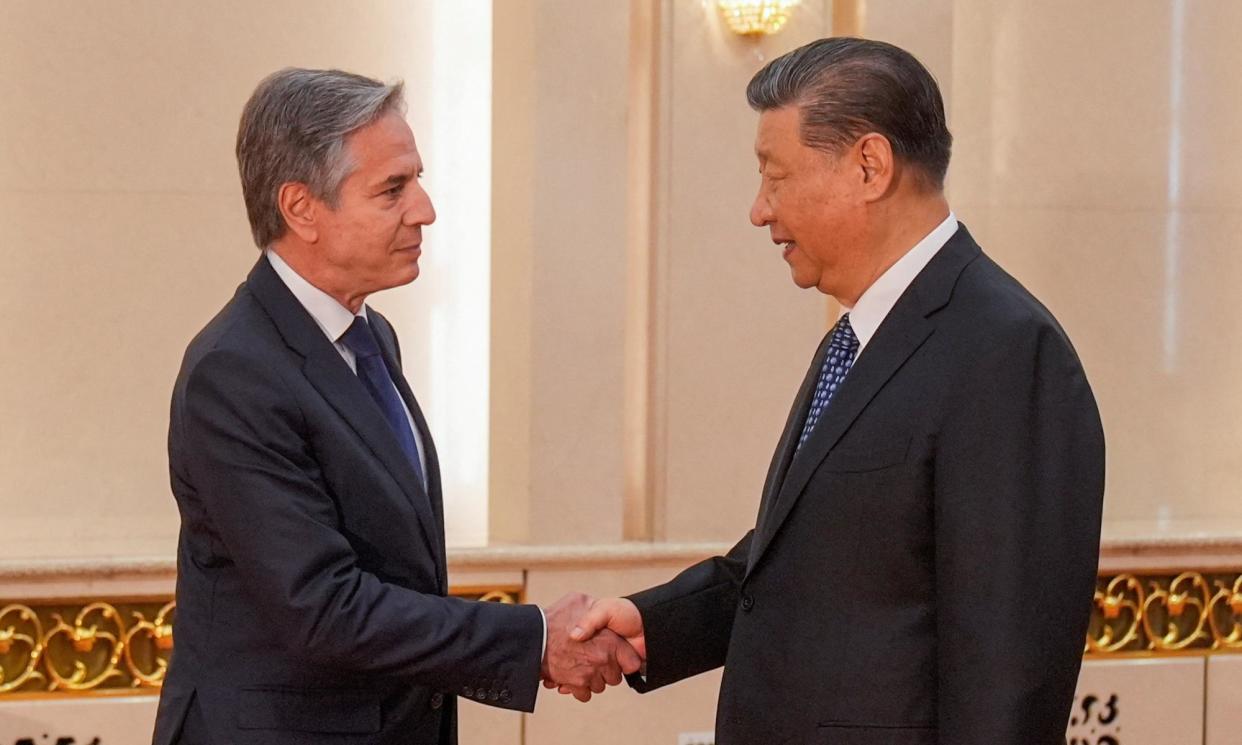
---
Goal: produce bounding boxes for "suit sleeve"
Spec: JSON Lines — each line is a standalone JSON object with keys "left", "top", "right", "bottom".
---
{"left": 624, "top": 531, "right": 753, "bottom": 692}
{"left": 933, "top": 321, "right": 1105, "bottom": 743}
{"left": 180, "top": 348, "right": 544, "bottom": 711}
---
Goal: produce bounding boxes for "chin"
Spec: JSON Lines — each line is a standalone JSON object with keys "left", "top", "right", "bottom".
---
{"left": 790, "top": 270, "right": 818, "bottom": 290}
{"left": 376, "top": 267, "right": 419, "bottom": 292}
{"left": 396, "top": 258, "right": 420, "bottom": 284}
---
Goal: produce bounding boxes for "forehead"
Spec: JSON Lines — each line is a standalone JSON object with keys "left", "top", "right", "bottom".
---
{"left": 345, "top": 112, "right": 422, "bottom": 176}
{"left": 754, "top": 106, "right": 803, "bottom": 158}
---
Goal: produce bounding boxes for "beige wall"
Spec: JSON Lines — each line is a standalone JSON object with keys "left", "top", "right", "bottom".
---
{"left": 489, "top": 0, "right": 634, "bottom": 545}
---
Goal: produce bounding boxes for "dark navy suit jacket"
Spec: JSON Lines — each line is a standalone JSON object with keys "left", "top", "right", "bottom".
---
{"left": 628, "top": 225, "right": 1106, "bottom": 745}
{"left": 154, "top": 257, "right": 542, "bottom": 745}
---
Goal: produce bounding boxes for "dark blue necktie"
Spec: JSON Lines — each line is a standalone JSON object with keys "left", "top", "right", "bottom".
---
{"left": 797, "top": 313, "right": 859, "bottom": 450}
{"left": 339, "top": 317, "right": 425, "bottom": 486}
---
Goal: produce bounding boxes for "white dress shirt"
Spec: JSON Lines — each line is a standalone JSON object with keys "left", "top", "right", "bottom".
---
{"left": 265, "top": 250, "right": 428, "bottom": 486}
{"left": 842, "top": 212, "right": 958, "bottom": 358}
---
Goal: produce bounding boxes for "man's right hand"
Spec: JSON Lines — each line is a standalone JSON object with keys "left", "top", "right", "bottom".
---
{"left": 569, "top": 597, "right": 646, "bottom": 658}
{"left": 541, "top": 592, "right": 643, "bottom": 702}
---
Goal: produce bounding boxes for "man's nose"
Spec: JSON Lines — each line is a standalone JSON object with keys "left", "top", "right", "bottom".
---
{"left": 404, "top": 185, "right": 436, "bottom": 226}
{"left": 750, "top": 192, "right": 772, "bottom": 228}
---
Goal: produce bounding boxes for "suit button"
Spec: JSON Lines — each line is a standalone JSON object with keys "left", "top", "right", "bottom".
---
{"left": 475, "top": 688, "right": 488, "bottom": 701}
{"left": 500, "top": 690, "right": 512, "bottom": 704}
{"left": 430, "top": 692, "right": 444, "bottom": 710}
{"left": 489, "top": 690, "right": 500, "bottom": 701}
{"left": 741, "top": 594, "right": 755, "bottom": 611}
{"left": 462, "top": 686, "right": 474, "bottom": 698}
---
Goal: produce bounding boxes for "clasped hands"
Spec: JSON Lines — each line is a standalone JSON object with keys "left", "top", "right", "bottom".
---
{"left": 540, "top": 592, "right": 646, "bottom": 702}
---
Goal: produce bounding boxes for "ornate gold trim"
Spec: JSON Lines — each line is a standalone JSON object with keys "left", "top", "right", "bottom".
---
{"left": 1086, "top": 571, "right": 1242, "bottom": 656}
{"left": 0, "top": 586, "right": 522, "bottom": 698}
{"left": 1207, "top": 574, "right": 1242, "bottom": 649}
{"left": 6, "top": 572, "right": 1241, "bottom": 698}
{"left": 0, "top": 604, "right": 46, "bottom": 692}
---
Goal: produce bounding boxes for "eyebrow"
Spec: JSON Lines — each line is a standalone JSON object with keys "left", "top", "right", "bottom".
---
{"left": 376, "top": 166, "right": 423, "bottom": 190}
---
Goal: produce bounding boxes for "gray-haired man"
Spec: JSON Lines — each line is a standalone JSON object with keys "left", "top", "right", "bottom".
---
{"left": 572, "top": 38, "right": 1104, "bottom": 745}
{"left": 155, "top": 68, "right": 639, "bottom": 745}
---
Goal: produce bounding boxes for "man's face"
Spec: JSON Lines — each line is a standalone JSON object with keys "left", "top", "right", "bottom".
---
{"left": 750, "top": 106, "right": 867, "bottom": 295}
{"left": 313, "top": 112, "right": 436, "bottom": 297}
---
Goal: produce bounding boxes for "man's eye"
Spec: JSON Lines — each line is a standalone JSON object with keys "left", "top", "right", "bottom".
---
{"left": 385, "top": 185, "right": 403, "bottom": 197}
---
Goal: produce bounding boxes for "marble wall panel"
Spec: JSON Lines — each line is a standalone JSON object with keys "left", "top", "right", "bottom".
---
{"left": 1205, "top": 654, "right": 1242, "bottom": 745}
{"left": 0, "top": 696, "right": 157, "bottom": 745}
{"left": 1072, "top": 657, "right": 1205, "bottom": 745}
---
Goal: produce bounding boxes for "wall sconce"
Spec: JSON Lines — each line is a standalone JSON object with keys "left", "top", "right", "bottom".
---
{"left": 717, "top": 0, "right": 803, "bottom": 37}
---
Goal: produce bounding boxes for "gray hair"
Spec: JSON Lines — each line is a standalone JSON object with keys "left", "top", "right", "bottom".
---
{"left": 747, "top": 38, "right": 952, "bottom": 190}
{"left": 236, "top": 68, "right": 406, "bottom": 248}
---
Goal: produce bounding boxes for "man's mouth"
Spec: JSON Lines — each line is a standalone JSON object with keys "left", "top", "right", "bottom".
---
{"left": 778, "top": 240, "right": 796, "bottom": 259}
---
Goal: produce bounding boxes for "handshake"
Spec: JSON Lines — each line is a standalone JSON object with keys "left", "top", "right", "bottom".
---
{"left": 539, "top": 592, "right": 646, "bottom": 702}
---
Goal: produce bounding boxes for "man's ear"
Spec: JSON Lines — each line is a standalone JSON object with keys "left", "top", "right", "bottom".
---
{"left": 277, "top": 181, "right": 319, "bottom": 243}
{"left": 855, "top": 132, "right": 895, "bottom": 201}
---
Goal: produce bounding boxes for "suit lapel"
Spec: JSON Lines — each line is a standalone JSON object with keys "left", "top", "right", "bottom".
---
{"left": 377, "top": 338, "right": 449, "bottom": 592}
{"left": 746, "top": 225, "right": 982, "bottom": 577}
{"left": 748, "top": 331, "right": 832, "bottom": 568}
{"left": 245, "top": 258, "right": 443, "bottom": 565}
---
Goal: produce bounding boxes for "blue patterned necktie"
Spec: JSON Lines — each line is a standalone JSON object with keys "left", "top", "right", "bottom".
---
{"left": 797, "top": 313, "right": 859, "bottom": 450}
{"left": 339, "top": 317, "right": 425, "bottom": 485}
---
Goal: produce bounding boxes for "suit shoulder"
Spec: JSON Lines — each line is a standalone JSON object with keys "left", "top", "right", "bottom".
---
{"left": 176, "top": 285, "right": 287, "bottom": 391}
{"left": 949, "top": 252, "right": 1076, "bottom": 352}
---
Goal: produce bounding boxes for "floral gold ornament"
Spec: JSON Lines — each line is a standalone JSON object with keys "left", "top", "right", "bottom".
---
{"left": 1141, "top": 572, "right": 1211, "bottom": 651}
{"left": 1086, "top": 574, "right": 1144, "bottom": 653}
{"left": 716, "top": 0, "right": 802, "bottom": 37}
{"left": 4, "top": 575, "right": 1242, "bottom": 700}
{"left": 124, "top": 602, "right": 176, "bottom": 686}
{"left": 1208, "top": 575, "right": 1242, "bottom": 650}
{"left": 0, "top": 588, "right": 522, "bottom": 698}
{"left": 43, "top": 602, "right": 126, "bottom": 691}
{"left": 0, "top": 604, "right": 46, "bottom": 693}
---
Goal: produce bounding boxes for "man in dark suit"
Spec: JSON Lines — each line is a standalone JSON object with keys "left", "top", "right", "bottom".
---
{"left": 569, "top": 38, "right": 1105, "bottom": 744}
{"left": 154, "top": 68, "right": 639, "bottom": 745}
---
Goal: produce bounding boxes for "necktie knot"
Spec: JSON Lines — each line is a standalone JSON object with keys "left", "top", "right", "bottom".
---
{"left": 828, "top": 313, "right": 858, "bottom": 351}
{"left": 339, "top": 316, "right": 382, "bottom": 360}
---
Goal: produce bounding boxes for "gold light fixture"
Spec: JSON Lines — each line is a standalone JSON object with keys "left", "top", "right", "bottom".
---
{"left": 717, "top": 0, "right": 802, "bottom": 37}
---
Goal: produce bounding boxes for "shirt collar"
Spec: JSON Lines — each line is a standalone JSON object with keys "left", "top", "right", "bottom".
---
{"left": 842, "top": 212, "right": 958, "bottom": 354}
{"left": 265, "top": 249, "right": 366, "bottom": 344}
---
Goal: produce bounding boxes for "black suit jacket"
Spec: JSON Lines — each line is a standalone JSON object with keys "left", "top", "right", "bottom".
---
{"left": 628, "top": 225, "right": 1105, "bottom": 745}
{"left": 154, "top": 257, "right": 543, "bottom": 745}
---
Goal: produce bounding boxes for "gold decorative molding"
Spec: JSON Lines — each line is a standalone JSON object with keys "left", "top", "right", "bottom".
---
{"left": 0, "top": 599, "right": 165, "bottom": 697}
{"left": 5, "top": 571, "right": 1241, "bottom": 699}
{"left": 1207, "top": 574, "right": 1242, "bottom": 650}
{"left": 0, "top": 587, "right": 521, "bottom": 698}
{"left": 0, "top": 604, "right": 46, "bottom": 692}
{"left": 1087, "top": 571, "right": 1242, "bottom": 655}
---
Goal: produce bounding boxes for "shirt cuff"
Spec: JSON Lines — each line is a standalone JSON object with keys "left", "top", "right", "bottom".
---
{"left": 539, "top": 606, "right": 547, "bottom": 662}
